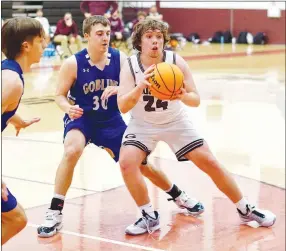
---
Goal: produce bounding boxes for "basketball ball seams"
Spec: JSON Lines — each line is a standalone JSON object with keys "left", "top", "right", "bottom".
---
{"left": 149, "top": 86, "right": 170, "bottom": 100}
{"left": 148, "top": 62, "right": 184, "bottom": 101}
{"left": 155, "top": 64, "right": 173, "bottom": 94}
{"left": 169, "top": 64, "right": 177, "bottom": 99}
{"left": 149, "top": 85, "right": 171, "bottom": 99}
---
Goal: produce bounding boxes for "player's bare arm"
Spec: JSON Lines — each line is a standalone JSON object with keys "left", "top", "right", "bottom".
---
{"left": 55, "top": 56, "right": 84, "bottom": 119}
{"left": 101, "top": 51, "right": 127, "bottom": 101}
{"left": 1, "top": 70, "right": 23, "bottom": 114}
{"left": 2, "top": 70, "right": 41, "bottom": 135}
{"left": 118, "top": 61, "right": 154, "bottom": 114}
{"left": 175, "top": 54, "right": 200, "bottom": 107}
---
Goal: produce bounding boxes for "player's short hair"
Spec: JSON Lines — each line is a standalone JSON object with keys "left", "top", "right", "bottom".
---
{"left": 1, "top": 17, "right": 44, "bottom": 60}
{"left": 132, "top": 19, "right": 170, "bottom": 52}
{"left": 83, "top": 15, "right": 110, "bottom": 35}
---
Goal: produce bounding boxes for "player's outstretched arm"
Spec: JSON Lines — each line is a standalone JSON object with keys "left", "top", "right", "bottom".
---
{"left": 55, "top": 56, "right": 83, "bottom": 119}
{"left": 175, "top": 54, "right": 200, "bottom": 107}
{"left": 118, "top": 61, "right": 154, "bottom": 114}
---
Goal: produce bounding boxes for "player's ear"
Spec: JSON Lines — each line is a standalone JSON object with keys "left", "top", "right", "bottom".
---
{"left": 21, "top": 41, "right": 31, "bottom": 52}
{"left": 84, "top": 32, "right": 89, "bottom": 39}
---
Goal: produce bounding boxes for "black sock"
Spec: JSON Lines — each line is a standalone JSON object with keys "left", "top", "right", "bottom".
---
{"left": 166, "top": 184, "right": 182, "bottom": 199}
{"left": 50, "top": 197, "right": 64, "bottom": 212}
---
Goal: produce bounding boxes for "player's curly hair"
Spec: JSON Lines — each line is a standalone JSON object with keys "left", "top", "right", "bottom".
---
{"left": 83, "top": 15, "right": 111, "bottom": 35}
{"left": 132, "top": 19, "right": 170, "bottom": 52}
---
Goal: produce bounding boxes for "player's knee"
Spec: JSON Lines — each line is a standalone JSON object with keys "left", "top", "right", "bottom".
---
{"left": 64, "top": 144, "right": 83, "bottom": 161}
{"left": 10, "top": 208, "right": 27, "bottom": 233}
{"left": 119, "top": 157, "right": 133, "bottom": 173}
{"left": 15, "top": 212, "right": 27, "bottom": 232}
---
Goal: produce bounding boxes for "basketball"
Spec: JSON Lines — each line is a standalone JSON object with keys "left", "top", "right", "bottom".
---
{"left": 148, "top": 62, "right": 184, "bottom": 100}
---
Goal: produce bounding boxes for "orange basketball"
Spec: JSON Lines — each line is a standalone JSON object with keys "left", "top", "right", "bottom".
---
{"left": 148, "top": 62, "right": 184, "bottom": 100}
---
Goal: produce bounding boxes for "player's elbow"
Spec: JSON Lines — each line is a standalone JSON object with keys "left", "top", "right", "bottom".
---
{"left": 54, "top": 95, "right": 61, "bottom": 105}
{"left": 117, "top": 97, "right": 128, "bottom": 114}
{"left": 194, "top": 97, "right": 200, "bottom": 107}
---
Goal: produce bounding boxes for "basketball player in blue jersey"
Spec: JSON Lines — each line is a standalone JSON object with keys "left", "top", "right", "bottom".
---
{"left": 118, "top": 19, "right": 276, "bottom": 235}
{"left": 37, "top": 15, "right": 204, "bottom": 238}
{"left": 1, "top": 17, "right": 46, "bottom": 245}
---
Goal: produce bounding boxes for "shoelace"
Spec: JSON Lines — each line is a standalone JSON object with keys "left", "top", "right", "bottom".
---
{"left": 134, "top": 217, "right": 153, "bottom": 234}
{"left": 239, "top": 204, "right": 256, "bottom": 217}
{"left": 141, "top": 211, "right": 157, "bottom": 235}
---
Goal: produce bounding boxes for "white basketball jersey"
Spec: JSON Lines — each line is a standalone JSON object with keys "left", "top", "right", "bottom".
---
{"left": 127, "top": 50, "right": 186, "bottom": 125}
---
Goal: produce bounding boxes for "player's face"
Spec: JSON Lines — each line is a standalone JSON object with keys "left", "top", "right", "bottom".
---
{"left": 86, "top": 24, "right": 110, "bottom": 53}
{"left": 141, "top": 29, "right": 164, "bottom": 58}
{"left": 23, "top": 35, "right": 46, "bottom": 64}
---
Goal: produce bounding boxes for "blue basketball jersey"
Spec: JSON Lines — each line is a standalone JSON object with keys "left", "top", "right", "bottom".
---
{"left": 1, "top": 59, "right": 24, "bottom": 132}
{"left": 69, "top": 47, "right": 121, "bottom": 121}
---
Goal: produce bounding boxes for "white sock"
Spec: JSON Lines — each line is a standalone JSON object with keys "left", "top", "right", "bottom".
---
{"left": 235, "top": 197, "right": 249, "bottom": 214}
{"left": 139, "top": 202, "right": 156, "bottom": 218}
{"left": 54, "top": 194, "right": 65, "bottom": 201}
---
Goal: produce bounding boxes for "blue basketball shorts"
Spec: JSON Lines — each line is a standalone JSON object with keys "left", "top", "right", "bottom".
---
{"left": 63, "top": 114, "right": 127, "bottom": 162}
{"left": 1, "top": 187, "right": 17, "bottom": 213}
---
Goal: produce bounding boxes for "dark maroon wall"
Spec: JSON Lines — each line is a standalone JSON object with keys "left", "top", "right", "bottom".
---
{"left": 159, "top": 8, "right": 231, "bottom": 40}
{"left": 232, "top": 9, "right": 285, "bottom": 44}
{"left": 123, "top": 7, "right": 285, "bottom": 44}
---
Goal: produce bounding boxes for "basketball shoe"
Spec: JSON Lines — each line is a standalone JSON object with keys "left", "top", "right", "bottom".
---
{"left": 125, "top": 210, "right": 160, "bottom": 235}
{"left": 238, "top": 204, "right": 276, "bottom": 227}
{"left": 37, "top": 209, "right": 63, "bottom": 237}
{"left": 168, "top": 191, "right": 205, "bottom": 216}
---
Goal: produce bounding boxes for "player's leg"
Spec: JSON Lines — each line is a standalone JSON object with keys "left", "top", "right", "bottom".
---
{"left": 37, "top": 117, "right": 89, "bottom": 237}
{"left": 2, "top": 189, "right": 27, "bottom": 245}
{"left": 184, "top": 142, "right": 276, "bottom": 227}
{"left": 120, "top": 144, "right": 161, "bottom": 235}
{"left": 95, "top": 117, "right": 153, "bottom": 210}
{"left": 140, "top": 163, "right": 171, "bottom": 190}
{"left": 116, "top": 120, "right": 159, "bottom": 235}
{"left": 54, "top": 129, "right": 86, "bottom": 196}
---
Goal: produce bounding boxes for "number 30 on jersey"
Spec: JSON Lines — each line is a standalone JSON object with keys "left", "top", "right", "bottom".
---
{"left": 93, "top": 96, "right": 108, "bottom": 110}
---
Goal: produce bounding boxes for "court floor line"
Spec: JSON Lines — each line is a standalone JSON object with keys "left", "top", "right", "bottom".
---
{"left": 2, "top": 175, "right": 99, "bottom": 193}
{"left": 28, "top": 223, "right": 166, "bottom": 251}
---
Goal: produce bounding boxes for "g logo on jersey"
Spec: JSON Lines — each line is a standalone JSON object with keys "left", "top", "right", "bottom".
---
{"left": 99, "top": 146, "right": 115, "bottom": 159}
{"left": 125, "top": 134, "right": 136, "bottom": 139}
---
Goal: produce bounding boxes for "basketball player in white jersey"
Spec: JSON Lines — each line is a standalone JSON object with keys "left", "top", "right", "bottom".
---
{"left": 118, "top": 19, "right": 276, "bottom": 235}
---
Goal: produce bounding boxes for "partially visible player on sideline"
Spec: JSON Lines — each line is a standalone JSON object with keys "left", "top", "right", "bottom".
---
{"left": 1, "top": 17, "right": 46, "bottom": 245}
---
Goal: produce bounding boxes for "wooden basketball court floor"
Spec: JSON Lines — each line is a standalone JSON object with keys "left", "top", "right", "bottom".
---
{"left": 2, "top": 43, "right": 285, "bottom": 251}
